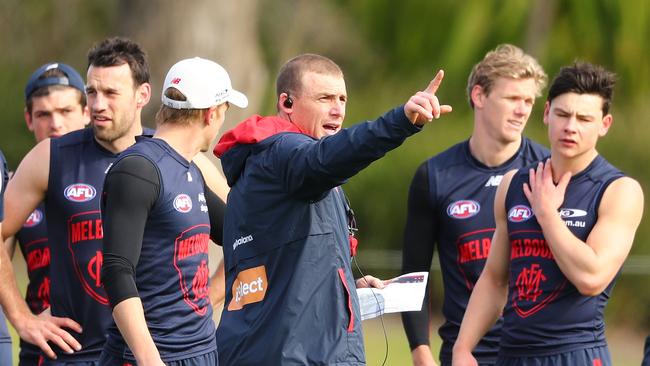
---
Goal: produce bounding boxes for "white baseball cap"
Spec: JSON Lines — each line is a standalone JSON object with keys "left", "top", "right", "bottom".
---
{"left": 161, "top": 57, "right": 248, "bottom": 109}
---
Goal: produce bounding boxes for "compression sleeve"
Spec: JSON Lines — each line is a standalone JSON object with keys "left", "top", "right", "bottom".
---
{"left": 400, "top": 162, "right": 437, "bottom": 349}
{"left": 101, "top": 155, "right": 160, "bottom": 308}
{"left": 203, "top": 181, "right": 225, "bottom": 245}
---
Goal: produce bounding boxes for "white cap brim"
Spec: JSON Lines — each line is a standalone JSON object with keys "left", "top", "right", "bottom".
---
{"left": 227, "top": 89, "right": 248, "bottom": 108}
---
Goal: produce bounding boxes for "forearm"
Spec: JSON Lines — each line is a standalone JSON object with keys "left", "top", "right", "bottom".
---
{"left": 113, "top": 298, "right": 163, "bottom": 365}
{"left": 209, "top": 259, "right": 225, "bottom": 308}
{"left": 454, "top": 271, "right": 507, "bottom": 355}
{"left": 0, "top": 246, "right": 34, "bottom": 327}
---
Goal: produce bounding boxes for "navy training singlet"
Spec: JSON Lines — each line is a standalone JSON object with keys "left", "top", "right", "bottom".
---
{"left": 502, "top": 155, "right": 623, "bottom": 357}
{"left": 403, "top": 137, "right": 548, "bottom": 364}
{"left": 46, "top": 127, "right": 144, "bottom": 361}
{"left": 16, "top": 202, "right": 50, "bottom": 362}
{"left": 102, "top": 138, "right": 216, "bottom": 362}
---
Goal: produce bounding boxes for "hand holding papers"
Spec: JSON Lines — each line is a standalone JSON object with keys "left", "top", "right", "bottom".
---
{"left": 357, "top": 272, "right": 429, "bottom": 321}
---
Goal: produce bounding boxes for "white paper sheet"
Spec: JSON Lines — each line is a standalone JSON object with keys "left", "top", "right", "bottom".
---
{"left": 356, "top": 271, "right": 428, "bottom": 321}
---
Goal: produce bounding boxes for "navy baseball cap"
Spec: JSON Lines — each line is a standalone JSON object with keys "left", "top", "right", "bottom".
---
{"left": 24, "top": 62, "right": 86, "bottom": 101}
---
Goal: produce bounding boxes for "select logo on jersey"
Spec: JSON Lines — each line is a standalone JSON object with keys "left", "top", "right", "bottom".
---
{"left": 447, "top": 200, "right": 480, "bottom": 219}
{"left": 23, "top": 209, "right": 44, "bottom": 228}
{"left": 67, "top": 211, "right": 108, "bottom": 305}
{"left": 64, "top": 183, "right": 96, "bottom": 202}
{"left": 559, "top": 208, "right": 587, "bottom": 218}
{"left": 228, "top": 265, "right": 268, "bottom": 311}
{"left": 174, "top": 225, "right": 211, "bottom": 316}
{"left": 173, "top": 194, "right": 192, "bottom": 213}
{"left": 508, "top": 205, "right": 533, "bottom": 222}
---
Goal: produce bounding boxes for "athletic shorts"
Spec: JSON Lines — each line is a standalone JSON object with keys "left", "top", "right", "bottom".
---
{"left": 496, "top": 345, "right": 610, "bottom": 366}
{"left": 19, "top": 354, "right": 45, "bottom": 366}
{"left": 98, "top": 349, "right": 218, "bottom": 366}
{"left": 0, "top": 341, "right": 12, "bottom": 366}
{"left": 42, "top": 360, "right": 97, "bottom": 366}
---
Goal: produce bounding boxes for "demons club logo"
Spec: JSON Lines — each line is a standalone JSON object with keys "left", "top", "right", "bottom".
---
{"left": 64, "top": 183, "right": 96, "bottom": 202}
{"left": 174, "top": 225, "right": 211, "bottom": 316}
{"left": 67, "top": 211, "right": 108, "bottom": 305}
{"left": 447, "top": 200, "right": 480, "bottom": 219}
{"left": 173, "top": 194, "right": 193, "bottom": 213}
{"left": 508, "top": 205, "right": 533, "bottom": 223}
{"left": 23, "top": 208, "right": 44, "bottom": 228}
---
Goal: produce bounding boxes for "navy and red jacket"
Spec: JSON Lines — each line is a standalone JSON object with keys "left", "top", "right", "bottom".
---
{"left": 215, "top": 107, "right": 420, "bottom": 365}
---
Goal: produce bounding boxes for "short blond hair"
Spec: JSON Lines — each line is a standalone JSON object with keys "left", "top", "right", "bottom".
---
{"left": 155, "top": 87, "right": 208, "bottom": 126}
{"left": 467, "top": 44, "right": 547, "bottom": 108}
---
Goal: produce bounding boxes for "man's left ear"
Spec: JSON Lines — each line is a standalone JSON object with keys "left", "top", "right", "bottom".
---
{"left": 599, "top": 114, "right": 613, "bottom": 137}
{"left": 136, "top": 82, "right": 152, "bottom": 108}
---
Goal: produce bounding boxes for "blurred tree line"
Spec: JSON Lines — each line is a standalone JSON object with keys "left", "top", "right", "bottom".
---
{"left": 0, "top": 0, "right": 648, "bottom": 332}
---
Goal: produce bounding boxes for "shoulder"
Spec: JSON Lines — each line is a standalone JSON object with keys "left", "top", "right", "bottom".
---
{"left": 53, "top": 127, "right": 93, "bottom": 148}
{"left": 521, "top": 137, "right": 550, "bottom": 161}
{"left": 109, "top": 154, "right": 160, "bottom": 186}
{"left": 425, "top": 140, "right": 469, "bottom": 171}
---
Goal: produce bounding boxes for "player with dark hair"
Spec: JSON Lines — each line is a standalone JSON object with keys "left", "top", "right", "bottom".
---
{"left": 0, "top": 36, "right": 157, "bottom": 363}
{"left": 99, "top": 57, "right": 247, "bottom": 366}
{"left": 215, "top": 53, "right": 452, "bottom": 365}
{"left": 401, "top": 44, "right": 548, "bottom": 366}
{"left": 6, "top": 61, "right": 90, "bottom": 366}
{"left": 453, "top": 63, "right": 644, "bottom": 366}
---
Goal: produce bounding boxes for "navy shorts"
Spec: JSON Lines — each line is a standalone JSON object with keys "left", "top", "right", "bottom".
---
{"left": 496, "top": 345, "right": 611, "bottom": 366}
{"left": 19, "top": 354, "right": 45, "bottom": 366}
{"left": 43, "top": 360, "right": 97, "bottom": 366}
{"left": 98, "top": 349, "right": 218, "bottom": 366}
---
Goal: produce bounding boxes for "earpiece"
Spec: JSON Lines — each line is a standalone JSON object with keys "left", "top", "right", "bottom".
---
{"left": 283, "top": 96, "right": 293, "bottom": 108}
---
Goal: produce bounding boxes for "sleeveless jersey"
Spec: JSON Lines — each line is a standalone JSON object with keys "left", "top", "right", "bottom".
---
{"left": 417, "top": 138, "right": 548, "bottom": 362}
{"left": 46, "top": 127, "right": 121, "bottom": 360}
{"left": 102, "top": 138, "right": 215, "bottom": 362}
{"left": 502, "top": 155, "right": 623, "bottom": 356}
{"left": 16, "top": 202, "right": 50, "bottom": 361}
{"left": 0, "top": 150, "right": 11, "bottom": 347}
{"left": 16, "top": 203, "right": 50, "bottom": 313}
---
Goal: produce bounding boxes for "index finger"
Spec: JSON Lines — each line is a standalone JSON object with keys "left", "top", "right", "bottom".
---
{"left": 424, "top": 69, "right": 445, "bottom": 94}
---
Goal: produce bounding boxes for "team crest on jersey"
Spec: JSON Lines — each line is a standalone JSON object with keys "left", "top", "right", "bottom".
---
{"left": 508, "top": 205, "right": 533, "bottom": 222}
{"left": 447, "top": 200, "right": 480, "bottom": 219}
{"left": 67, "top": 210, "right": 108, "bottom": 305}
{"left": 23, "top": 209, "right": 44, "bottom": 228}
{"left": 64, "top": 183, "right": 96, "bottom": 202}
{"left": 173, "top": 194, "right": 193, "bottom": 213}
{"left": 174, "top": 225, "right": 211, "bottom": 316}
{"left": 511, "top": 262, "right": 567, "bottom": 318}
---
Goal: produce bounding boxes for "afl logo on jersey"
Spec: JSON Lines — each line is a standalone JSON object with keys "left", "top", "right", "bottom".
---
{"left": 24, "top": 209, "right": 44, "bottom": 228}
{"left": 447, "top": 200, "right": 480, "bottom": 219}
{"left": 174, "top": 194, "right": 192, "bottom": 213}
{"left": 64, "top": 183, "right": 96, "bottom": 202}
{"left": 508, "top": 205, "right": 533, "bottom": 222}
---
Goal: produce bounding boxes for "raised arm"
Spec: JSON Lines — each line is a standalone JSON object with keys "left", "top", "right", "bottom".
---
{"left": 452, "top": 170, "right": 516, "bottom": 366}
